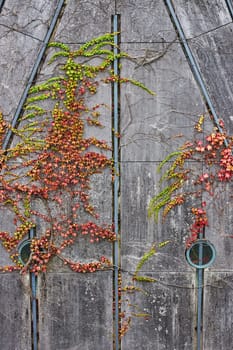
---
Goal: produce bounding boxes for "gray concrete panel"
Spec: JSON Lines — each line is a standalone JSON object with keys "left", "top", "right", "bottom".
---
{"left": 0, "top": 0, "right": 59, "bottom": 40}
{"left": 203, "top": 272, "right": 233, "bottom": 350}
{"left": 121, "top": 272, "right": 195, "bottom": 350}
{"left": 54, "top": 0, "right": 115, "bottom": 43}
{"left": 120, "top": 43, "right": 207, "bottom": 162}
{"left": 0, "top": 273, "right": 31, "bottom": 350}
{"left": 172, "top": 1, "right": 233, "bottom": 132}
{"left": 173, "top": 0, "right": 231, "bottom": 39}
{"left": 189, "top": 24, "right": 233, "bottom": 132}
{"left": 120, "top": 162, "right": 202, "bottom": 273}
{"left": 38, "top": 272, "right": 113, "bottom": 350}
{"left": 0, "top": 28, "right": 42, "bottom": 119}
{"left": 117, "top": 0, "right": 176, "bottom": 43}
{"left": 204, "top": 182, "right": 233, "bottom": 270}
{"left": 0, "top": 0, "right": 61, "bottom": 118}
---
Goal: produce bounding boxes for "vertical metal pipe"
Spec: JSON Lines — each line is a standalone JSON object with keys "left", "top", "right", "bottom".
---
{"left": 2, "top": 0, "right": 65, "bottom": 150}
{"left": 197, "top": 231, "right": 204, "bottom": 350}
{"left": 113, "top": 14, "right": 120, "bottom": 350}
{"left": 30, "top": 228, "right": 38, "bottom": 350}
{"left": 197, "top": 269, "right": 203, "bottom": 350}
{"left": 164, "top": 0, "right": 228, "bottom": 147}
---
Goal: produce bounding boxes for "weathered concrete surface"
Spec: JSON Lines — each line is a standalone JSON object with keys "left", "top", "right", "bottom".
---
{"left": 203, "top": 272, "right": 233, "bottom": 350}
{"left": 121, "top": 272, "right": 195, "bottom": 350}
{"left": 0, "top": 1, "right": 114, "bottom": 349}
{"left": 173, "top": 0, "right": 232, "bottom": 38}
{"left": 119, "top": 3, "right": 204, "bottom": 348}
{"left": 118, "top": 1, "right": 233, "bottom": 349}
{"left": 173, "top": 1, "right": 233, "bottom": 132}
{"left": 117, "top": 0, "right": 176, "bottom": 43}
{"left": 120, "top": 42, "right": 207, "bottom": 161}
{"left": 0, "top": 0, "right": 59, "bottom": 40}
{"left": 54, "top": 0, "right": 114, "bottom": 43}
{"left": 190, "top": 25, "right": 233, "bottom": 132}
{"left": 0, "top": 274, "right": 31, "bottom": 350}
{"left": 0, "top": 28, "right": 41, "bottom": 119}
{"left": 38, "top": 272, "right": 113, "bottom": 350}
{"left": 0, "top": 0, "right": 233, "bottom": 349}
{"left": 169, "top": 20, "right": 233, "bottom": 350}
{"left": 204, "top": 181, "right": 233, "bottom": 270}
{"left": 120, "top": 162, "right": 204, "bottom": 274}
{"left": 0, "top": 0, "right": 59, "bottom": 119}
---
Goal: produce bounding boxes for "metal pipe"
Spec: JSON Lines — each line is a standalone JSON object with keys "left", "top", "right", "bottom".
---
{"left": 196, "top": 267, "right": 203, "bottom": 350}
{"left": 29, "top": 227, "right": 38, "bottom": 350}
{"left": 0, "top": 0, "right": 5, "bottom": 12}
{"left": 197, "top": 229, "right": 204, "bottom": 350}
{"left": 113, "top": 14, "right": 120, "bottom": 350}
{"left": 2, "top": 0, "right": 65, "bottom": 150}
{"left": 225, "top": 0, "right": 233, "bottom": 18}
{"left": 164, "top": 0, "right": 228, "bottom": 147}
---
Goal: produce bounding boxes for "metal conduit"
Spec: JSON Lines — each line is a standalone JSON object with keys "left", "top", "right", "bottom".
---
{"left": 113, "top": 14, "right": 120, "bottom": 350}
{"left": 197, "top": 230, "right": 204, "bottom": 350}
{"left": 2, "top": 0, "right": 65, "bottom": 150}
{"left": 29, "top": 228, "right": 38, "bottom": 350}
{"left": 225, "top": 0, "right": 233, "bottom": 18}
{"left": 164, "top": 0, "right": 229, "bottom": 147}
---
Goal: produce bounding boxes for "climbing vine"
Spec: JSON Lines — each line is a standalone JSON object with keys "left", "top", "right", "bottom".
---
{"left": 148, "top": 115, "right": 233, "bottom": 246}
{"left": 0, "top": 33, "right": 154, "bottom": 274}
{"left": 119, "top": 240, "right": 170, "bottom": 337}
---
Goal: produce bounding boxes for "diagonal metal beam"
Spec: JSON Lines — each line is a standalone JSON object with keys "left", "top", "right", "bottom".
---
{"left": 164, "top": 0, "right": 228, "bottom": 147}
{"left": 225, "top": 0, "right": 233, "bottom": 19}
{"left": 0, "top": 0, "right": 5, "bottom": 13}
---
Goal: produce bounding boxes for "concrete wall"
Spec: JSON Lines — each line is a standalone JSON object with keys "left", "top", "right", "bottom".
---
{"left": 0, "top": 1, "right": 232, "bottom": 349}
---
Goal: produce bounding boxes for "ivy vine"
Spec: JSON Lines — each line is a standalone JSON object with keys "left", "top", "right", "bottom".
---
{"left": 148, "top": 115, "right": 233, "bottom": 246}
{"left": 0, "top": 33, "right": 154, "bottom": 274}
